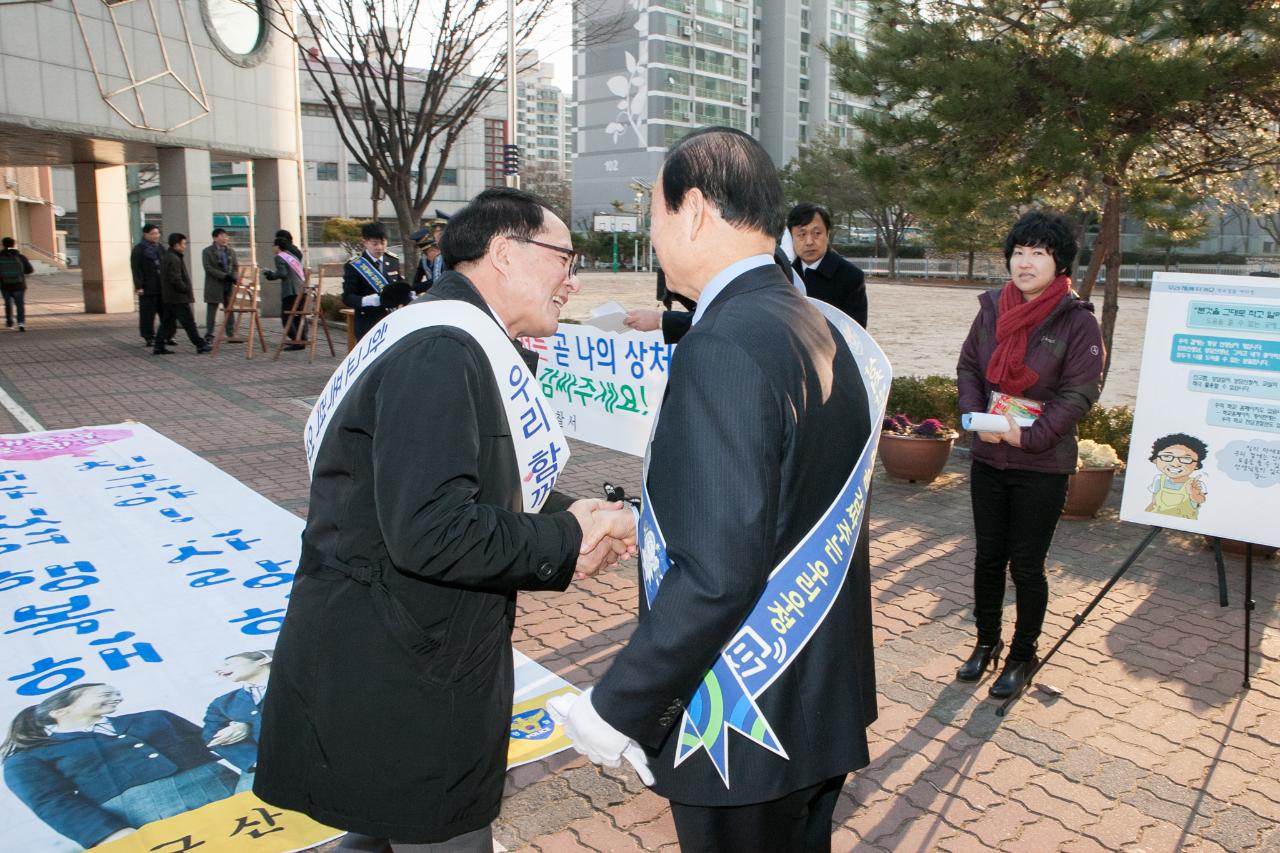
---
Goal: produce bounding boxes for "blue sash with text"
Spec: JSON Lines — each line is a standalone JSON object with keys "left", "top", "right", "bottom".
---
{"left": 637, "top": 300, "right": 891, "bottom": 787}
{"left": 350, "top": 255, "right": 389, "bottom": 294}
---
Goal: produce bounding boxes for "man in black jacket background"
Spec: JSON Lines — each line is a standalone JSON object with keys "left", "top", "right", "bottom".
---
{"left": 130, "top": 223, "right": 165, "bottom": 347}
{"left": 154, "top": 233, "right": 209, "bottom": 355}
{"left": 789, "top": 202, "right": 868, "bottom": 329}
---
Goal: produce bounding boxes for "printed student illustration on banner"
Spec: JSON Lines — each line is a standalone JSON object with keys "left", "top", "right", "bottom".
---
{"left": 521, "top": 325, "right": 674, "bottom": 458}
{"left": 1119, "top": 272, "right": 1280, "bottom": 547}
{"left": 0, "top": 424, "right": 581, "bottom": 852}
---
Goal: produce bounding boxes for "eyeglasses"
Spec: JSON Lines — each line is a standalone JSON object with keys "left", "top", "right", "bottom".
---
{"left": 515, "top": 237, "right": 581, "bottom": 278}
{"left": 1156, "top": 453, "right": 1197, "bottom": 465}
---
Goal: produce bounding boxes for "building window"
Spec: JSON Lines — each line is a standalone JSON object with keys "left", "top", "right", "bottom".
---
{"left": 347, "top": 163, "right": 368, "bottom": 181}
{"left": 663, "top": 42, "right": 691, "bottom": 68}
{"left": 316, "top": 162, "right": 339, "bottom": 181}
{"left": 441, "top": 168, "right": 458, "bottom": 186}
{"left": 210, "top": 162, "right": 233, "bottom": 176}
{"left": 485, "top": 118, "right": 508, "bottom": 188}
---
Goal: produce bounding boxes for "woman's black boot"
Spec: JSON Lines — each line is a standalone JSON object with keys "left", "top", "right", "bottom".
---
{"left": 956, "top": 639, "right": 1003, "bottom": 682}
{"left": 989, "top": 655, "right": 1039, "bottom": 699}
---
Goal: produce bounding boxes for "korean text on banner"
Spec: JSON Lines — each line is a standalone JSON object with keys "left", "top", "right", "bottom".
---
{"left": 0, "top": 423, "right": 578, "bottom": 853}
{"left": 520, "top": 324, "right": 674, "bottom": 458}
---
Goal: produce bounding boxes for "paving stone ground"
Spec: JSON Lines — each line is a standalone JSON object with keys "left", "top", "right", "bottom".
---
{"left": 0, "top": 273, "right": 1275, "bottom": 852}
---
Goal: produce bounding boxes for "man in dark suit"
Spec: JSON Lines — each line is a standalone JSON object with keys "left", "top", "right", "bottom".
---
{"left": 789, "top": 202, "right": 868, "bottom": 328}
{"left": 130, "top": 223, "right": 165, "bottom": 347}
{"left": 200, "top": 227, "right": 240, "bottom": 342}
{"left": 553, "top": 128, "right": 878, "bottom": 852}
{"left": 155, "top": 233, "right": 210, "bottom": 354}
{"left": 341, "top": 221, "right": 412, "bottom": 340}
{"left": 255, "top": 188, "right": 636, "bottom": 852}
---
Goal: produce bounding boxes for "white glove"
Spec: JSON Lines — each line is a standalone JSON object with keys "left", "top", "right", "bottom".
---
{"left": 547, "top": 687, "right": 654, "bottom": 785}
{"left": 361, "top": 293, "right": 381, "bottom": 307}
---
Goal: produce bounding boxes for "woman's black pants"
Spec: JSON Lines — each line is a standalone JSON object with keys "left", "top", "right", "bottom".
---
{"left": 969, "top": 459, "right": 1068, "bottom": 661}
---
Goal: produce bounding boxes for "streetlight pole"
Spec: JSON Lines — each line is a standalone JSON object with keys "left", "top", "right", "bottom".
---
{"left": 506, "top": 0, "right": 519, "bottom": 189}
{"left": 631, "top": 178, "right": 653, "bottom": 272}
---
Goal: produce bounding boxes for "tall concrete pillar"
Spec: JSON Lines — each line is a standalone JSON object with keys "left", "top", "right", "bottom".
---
{"left": 157, "top": 147, "right": 213, "bottom": 282}
{"left": 252, "top": 158, "right": 302, "bottom": 318}
{"left": 73, "top": 163, "right": 133, "bottom": 313}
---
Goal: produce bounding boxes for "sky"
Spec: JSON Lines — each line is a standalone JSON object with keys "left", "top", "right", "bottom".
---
{"left": 529, "top": 0, "right": 575, "bottom": 93}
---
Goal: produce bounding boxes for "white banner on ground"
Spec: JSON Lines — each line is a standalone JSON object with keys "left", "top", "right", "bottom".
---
{"left": 1119, "top": 273, "right": 1280, "bottom": 547}
{"left": 0, "top": 423, "right": 577, "bottom": 853}
{"left": 520, "top": 325, "right": 674, "bottom": 457}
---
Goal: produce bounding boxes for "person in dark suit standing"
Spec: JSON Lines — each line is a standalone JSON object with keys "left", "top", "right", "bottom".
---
{"left": 130, "top": 223, "right": 165, "bottom": 347}
{"left": 341, "top": 222, "right": 412, "bottom": 340}
{"left": 155, "top": 234, "right": 210, "bottom": 354}
{"left": 552, "top": 127, "right": 878, "bottom": 853}
{"left": 789, "top": 202, "right": 868, "bottom": 328}
{"left": 254, "top": 188, "right": 637, "bottom": 852}
{"left": 200, "top": 228, "right": 239, "bottom": 342}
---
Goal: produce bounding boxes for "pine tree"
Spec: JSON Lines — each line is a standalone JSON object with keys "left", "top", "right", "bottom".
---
{"left": 831, "top": 0, "right": 1280, "bottom": 382}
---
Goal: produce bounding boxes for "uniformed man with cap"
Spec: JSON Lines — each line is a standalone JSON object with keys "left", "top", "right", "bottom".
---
{"left": 341, "top": 222, "right": 412, "bottom": 340}
{"left": 408, "top": 225, "right": 442, "bottom": 296}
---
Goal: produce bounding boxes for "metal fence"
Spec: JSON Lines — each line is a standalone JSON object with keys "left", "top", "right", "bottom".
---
{"left": 847, "top": 257, "right": 1270, "bottom": 287}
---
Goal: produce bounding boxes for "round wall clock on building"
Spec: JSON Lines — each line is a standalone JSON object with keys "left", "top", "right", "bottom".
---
{"left": 202, "top": 0, "right": 270, "bottom": 66}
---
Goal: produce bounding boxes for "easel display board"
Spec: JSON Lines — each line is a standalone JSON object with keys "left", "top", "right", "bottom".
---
{"left": 1119, "top": 272, "right": 1280, "bottom": 547}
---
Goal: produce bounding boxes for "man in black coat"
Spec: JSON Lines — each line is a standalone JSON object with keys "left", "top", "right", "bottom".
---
{"left": 341, "top": 221, "right": 413, "bottom": 341}
{"left": 553, "top": 128, "right": 878, "bottom": 852}
{"left": 254, "top": 188, "right": 635, "bottom": 851}
{"left": 130, "top": 223, "right": 165, "bottom": 347}
{"left": 789, "top": 202, "right": 868, "bottom": 328}
{"left": 154, "top": 233, "right": 209, "bottom": 354}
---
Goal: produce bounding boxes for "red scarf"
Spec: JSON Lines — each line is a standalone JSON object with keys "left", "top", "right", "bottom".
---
{"left": 985, "top": 274, "right": 1071, "bottom": 396}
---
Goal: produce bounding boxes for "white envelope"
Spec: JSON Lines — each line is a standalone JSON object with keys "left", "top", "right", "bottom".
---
{"left": 582, "top": 300, "right": 631, "bottom": 334}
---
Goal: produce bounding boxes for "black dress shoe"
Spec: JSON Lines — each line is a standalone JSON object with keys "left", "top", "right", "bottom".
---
{"left": 956, "top": 639, "right": 1003, "bottom": 682}
{"left": 989, "top": 655, "right": 1038, "bottom": 699}
{"left": 153, "top": 348, "right": 173, "bottom": 355}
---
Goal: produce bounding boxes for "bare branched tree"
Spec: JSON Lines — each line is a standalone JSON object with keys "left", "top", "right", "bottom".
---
{"left": 521, "top": 160, "right": 572, "bottom": 224}
{"left": 259, "top": 0, "right": 607, "bottom": 267}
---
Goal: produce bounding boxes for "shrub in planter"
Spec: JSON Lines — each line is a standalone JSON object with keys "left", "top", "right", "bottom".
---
{"left": 1077, "top": 405, "right": 1134, "bottom": 462}
{"left": 1062, "top": 439, "right": 1124, "bottom": 520}
{"left": 878, "top": 413, "right": 959, "bottom": 483}
{"left": 885, "top": 376, "right": 960, "bottom": 433}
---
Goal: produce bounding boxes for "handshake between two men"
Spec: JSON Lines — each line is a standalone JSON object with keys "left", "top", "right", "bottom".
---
{"left": 565, "top": 498, "right": 639, "bottom": 579}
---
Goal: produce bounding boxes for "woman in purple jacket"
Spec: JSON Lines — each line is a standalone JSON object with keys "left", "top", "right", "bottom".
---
{"left": 955, "top": 211, "right": 1104, "bottom": 698}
